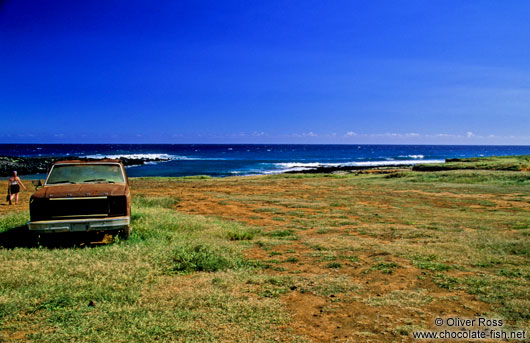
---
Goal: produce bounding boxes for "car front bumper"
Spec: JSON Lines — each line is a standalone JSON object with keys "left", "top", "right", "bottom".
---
{"left": 28, "top": 216, "right": 130, "bottom": 233}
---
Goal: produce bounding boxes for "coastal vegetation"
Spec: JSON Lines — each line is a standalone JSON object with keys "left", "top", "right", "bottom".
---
{"left": 0, "top": 156, "right": 529, "bottom": 342}
{"left": 412, "top": 154, "right": 530, "bottom": 172}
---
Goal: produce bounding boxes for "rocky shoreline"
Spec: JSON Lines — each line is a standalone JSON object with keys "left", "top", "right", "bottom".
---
{"left": 284, "top": 164, "right": 415, "bottom": 174}
{"left": 0, "top": 156, "right": 170, "bottom": 177}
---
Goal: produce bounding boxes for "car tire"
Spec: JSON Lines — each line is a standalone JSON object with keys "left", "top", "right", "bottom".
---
{"left": 118, "top": 226, "right": 131, "bottom": 240}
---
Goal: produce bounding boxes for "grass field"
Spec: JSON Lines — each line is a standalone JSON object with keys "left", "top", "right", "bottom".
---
{"left": 413, "top": 154, "right": 530, "bottom": 171}
{"left": 0, "top": 159, "right": 529, "bottom": 342}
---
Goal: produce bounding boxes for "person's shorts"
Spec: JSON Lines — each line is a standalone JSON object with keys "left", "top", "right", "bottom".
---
{"left": 10, "top": 184, "right": 20, "bottom": 194}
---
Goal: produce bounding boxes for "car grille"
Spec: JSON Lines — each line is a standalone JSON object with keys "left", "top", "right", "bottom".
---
{"left": 30, "top": 196, "right": 127, "bottom": 221}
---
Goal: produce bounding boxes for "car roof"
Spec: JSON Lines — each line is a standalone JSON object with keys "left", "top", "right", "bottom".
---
{"left": 53, "top": 159, "right": 123, "bottom": 165}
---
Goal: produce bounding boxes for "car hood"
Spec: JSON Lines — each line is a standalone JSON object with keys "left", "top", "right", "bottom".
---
{"left": 32, "top": 183, "right": 128, "bottom": 198}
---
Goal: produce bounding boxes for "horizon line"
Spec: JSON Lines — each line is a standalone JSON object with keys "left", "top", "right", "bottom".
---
{"left": 2, "top": 142, "right": 530, "bottom": 147}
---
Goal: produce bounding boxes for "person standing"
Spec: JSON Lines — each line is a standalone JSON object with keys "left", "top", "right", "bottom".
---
{"left": 7, "top": 171, "right": 26, "bottom": 205}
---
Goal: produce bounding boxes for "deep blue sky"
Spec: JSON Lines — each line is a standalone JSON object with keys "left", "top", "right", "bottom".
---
{"left": 1, "top": 0, "right": 529, "bottom": 144}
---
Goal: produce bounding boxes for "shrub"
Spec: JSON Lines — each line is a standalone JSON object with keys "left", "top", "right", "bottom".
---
{"left": 226, "top": 229, "right": 256, "bottom": 241}
{"left": 171, "top": 243, "right": 250, "bottom": 273}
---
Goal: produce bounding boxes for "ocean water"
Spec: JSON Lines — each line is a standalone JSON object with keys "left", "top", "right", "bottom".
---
{"left": 2, "top": 144, "right": 530, "bottom": 178}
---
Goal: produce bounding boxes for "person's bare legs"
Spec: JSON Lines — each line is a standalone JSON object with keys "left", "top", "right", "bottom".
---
{"left": 15, "top": 193, "right": 19, "bottom": 205}
{"left": 9, "top": 193, "right": 14, "bottom": 205}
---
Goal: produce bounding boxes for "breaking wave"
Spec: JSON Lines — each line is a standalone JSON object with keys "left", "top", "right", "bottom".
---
{"left": 83, "top": 153, "right": 178, "bottom": 160}
{"left": 398, "top": 154, "right": 425, "bottom": 159}
{"left": 80, "top": 153, "right": 225, "bottom": 161}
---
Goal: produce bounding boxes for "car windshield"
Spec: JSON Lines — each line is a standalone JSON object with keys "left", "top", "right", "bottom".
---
{"left": 46, "top": 164, "right": 125, "bottom": 184}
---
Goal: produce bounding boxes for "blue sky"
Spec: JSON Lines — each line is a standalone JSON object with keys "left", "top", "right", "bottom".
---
{"left": 1, "top": 0, "right": 530, "bottom": 144}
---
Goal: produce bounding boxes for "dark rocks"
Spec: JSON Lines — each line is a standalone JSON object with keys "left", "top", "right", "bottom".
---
{"left": 0, "top": 156, "right": 170, "bottom": 177}
{"left": 0, "top": 156, "right": 56, "bottom": 177}
{"left": 284, "top": 165, "right": 412, "bottom": 174}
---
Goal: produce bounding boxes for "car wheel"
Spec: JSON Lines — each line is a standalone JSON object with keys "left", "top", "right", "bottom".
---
{"left": 118, "top": 226, "right": 131, "bottom": 240}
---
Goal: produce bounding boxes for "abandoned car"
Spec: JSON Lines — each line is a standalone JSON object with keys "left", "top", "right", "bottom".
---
{"left": 28, "top": 159, "right": 131, "bottom": 239}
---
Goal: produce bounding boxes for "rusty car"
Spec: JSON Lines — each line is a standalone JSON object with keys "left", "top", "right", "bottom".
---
{"left": 28, "top": 159, "right": 131, "bottom": 239}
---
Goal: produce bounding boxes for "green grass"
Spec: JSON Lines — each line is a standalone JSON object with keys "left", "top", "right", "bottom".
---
{"left": 179, "top": 165, "right": 530, "bottom": 334}
{"left": 413, "top": 155, "right": 530, "bottom": 172}
{"left": 368, "top": 262, "right": 400, "bottom": 274}
{"left": 133, "top": 195, "right": 180, "bottom": 208}
{"left": 432, "top": 273, "right": 459, "bottom": 290}
{"left": 170, "top": 175, "right": 211, "bottom": 180}
{"left": 387, "top": 169, "right": 530, "bottom": 185}
{"left": 252, "top": 207, "right": 284, "bottom": 214}
{"left": 410, "top": 254, "right": 452, "bottom": 271}
{"left": 0, "top": 211, "right": 28, "bottom": 232}
{"left": 265, "top": 229, "right": 298, "bottom": 239}
{"left": 0, "top": 202, "right": 301, "bottom": 342}
{"left": 2, "top": 159, "right": 530, "bottom": 341}
{"left": 171, "top": 243, "right": 253, "bottom": 273}
{"left": 225, "top": 228, "right": 258, "bottom": 241}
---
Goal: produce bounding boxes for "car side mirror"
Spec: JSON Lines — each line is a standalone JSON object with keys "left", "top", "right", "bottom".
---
{"left": 32, "top": 180, "right": 43, "bottom": 191}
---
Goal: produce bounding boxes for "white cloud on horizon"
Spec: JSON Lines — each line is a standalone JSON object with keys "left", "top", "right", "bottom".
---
{"left": 288, "top": 131, "right": 318, "bottom": 138}
{"left": 3, "top": 130, "right": 530, "bottom": 145}
{"left": 278, "top": 131, "right": 530, "bottom": 144}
